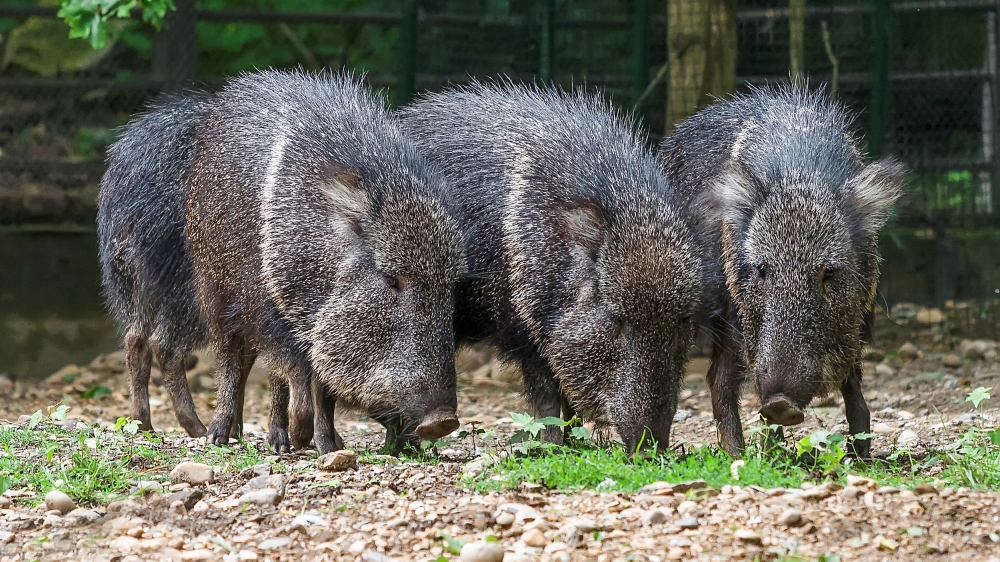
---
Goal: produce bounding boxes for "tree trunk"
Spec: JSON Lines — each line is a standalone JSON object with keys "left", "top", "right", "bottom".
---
{"left": 789, "top": 0, "right": 806, "bottom": 81}
{"left": 665, "top": 0, "right": 737, "bottom": 133}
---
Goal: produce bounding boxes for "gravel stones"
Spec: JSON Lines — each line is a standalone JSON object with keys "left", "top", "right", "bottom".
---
{"left": 44, "top": 490, "right": 76, "bottom": 514}
{"left": 169, "top": 462, "right": 215, "bottom": 486}
{"left": 641, "top": 509, "right": 668, "bottom": 526}
{"left": 733, "top": 529, "right": 762, "bottom": 544}
{"left": 460, "top": 541, "right": 505, "bottom": 562}
{"left": 316, "top": 450, "right": 358, "bottom": 472}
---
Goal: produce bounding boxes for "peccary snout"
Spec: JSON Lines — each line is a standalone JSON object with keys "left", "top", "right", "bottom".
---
{"left": 416, "top": 407, "right": 460, "bottom": 440}
{"left": 759, "top": 395, "right": 805, "bottom": 426}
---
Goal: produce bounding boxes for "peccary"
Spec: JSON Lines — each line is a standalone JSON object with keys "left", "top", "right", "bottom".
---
{"left": 658, "top": 85, "right": 904, "bottom": 457}
{"left": 98, "top": 93, "right": 211, "bottom": 438}
{"left": 402, "top": 83, "right": 703, "bottom": 452}
{"left": 98, "top": 93, "right": 313, "bottom": 452}
{"left": 185, "top": 70, "right": 466, "bottom": 453}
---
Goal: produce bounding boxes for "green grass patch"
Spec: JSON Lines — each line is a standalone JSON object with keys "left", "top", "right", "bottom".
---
{"left": 469, "top": 390, "right": 1000, "bottom": 494}
{"left": 0, "top": 407, "right": 281, "bottom": 506}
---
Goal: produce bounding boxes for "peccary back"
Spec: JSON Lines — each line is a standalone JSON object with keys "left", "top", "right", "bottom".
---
{"left": 185, "top": 70, "right": 466, "bottom": 452}
{"left": 659, "top": 85, "right": 904, "bottom": 456}
{"left": 98, "top": 93, "right": 209, "bottom": 438}
{"left": 403, "top": 82, "right": 703, "bottom": 452}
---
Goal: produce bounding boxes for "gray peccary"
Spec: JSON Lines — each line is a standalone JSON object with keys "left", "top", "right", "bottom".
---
{"left": 184, "top": 70, "right": 466, "bottom": 454}
{"left": 402, "top": 82, "right": 704, "bottom": 453}
{"left": 98, "top": 93, "right": 316, "bottom": 453}
{"left": 658, "top": 85, "right": 904, "bottom": 458}
{"left": 98, "top": 93, "right": 211, "bottom": 439}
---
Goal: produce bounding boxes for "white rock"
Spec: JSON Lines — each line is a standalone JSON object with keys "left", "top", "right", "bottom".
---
{"left": 44, "top": 490, "right": 76, "bottom": 514}
{"left": 897, "top": 430, "right": 919, "bottom": 446}
{"left": 238, "top": 488, "right": 282, "bottom": 507}
{"left": 460, "top": 541, "right": 505, "bottom": 562}
{"left": 875, "top": 363, "right": 895, "bottom": 377}
{"left": 522, "top": 529, "right": 548, "bottom": 547}
{"left": 779, "top": 509, "right": 803, "bottom": 527}
{"left": 873, "top": 422, "right": 894, "bottom": 434}
{"left": 169, "top": 462, "right": 215, "bottom": 486}
{"left": 257, "top": 537, "right": 292, "bottom": 550}
{"left": 65, "top": 508, "right": 101, "bottom": 525}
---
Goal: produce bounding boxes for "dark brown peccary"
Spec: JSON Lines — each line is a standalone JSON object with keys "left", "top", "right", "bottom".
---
{"left": 403, "top": 82, "right": 704, "bottom": 453}
{"left": 185, "top": 70, "right": 466, "bottom": 454}
{"left": 98, "top": 92, "right": 315, "bottom": 453}
{"left": 658, "top": 85, "right": 904, "bottom": 458}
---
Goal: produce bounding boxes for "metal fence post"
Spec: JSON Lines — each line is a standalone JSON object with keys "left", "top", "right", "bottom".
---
{"left": 152, "top": 0, "right": 197, "bottom": 90}
{"left": 869, "top": 0, "right": 890, "bottom": 158}
{"left": 632, "top": 0, "right": 650, "bottom": 113}
{"left": 539, "top": 0, "right": 555, "bottom": 83}
{"left": 397, "top": 0, "right": 418, "bottom": 106}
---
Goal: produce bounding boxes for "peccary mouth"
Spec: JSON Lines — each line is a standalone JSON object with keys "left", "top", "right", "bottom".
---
{"left": 759, "top": 395, "right": 805, "bottom": 426}
{"left": 415, "top": 408, "right": 460, "bottom": 440}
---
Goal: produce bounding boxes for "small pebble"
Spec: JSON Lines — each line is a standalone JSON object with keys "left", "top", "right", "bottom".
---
{"left": 641, "top": 509, "right": 668, "bottom": 526}
{"left": 169, "top": 462, "right": 215, "bottom": 486}
{"left": 316, "top": 450, "right": 358, "bottom": 472}
{"left": 460, "top": 541, "right": 505, "bottom": 562}
{"left": 734, "top": 529, "right": 762, "bottom": 544}
{"left": 257, "top": 537, "right": 292, "bottom": 550}
{"left": 495, "top": 511, "right": 515, "bottom": 527}
{"left": 897, "top": 430, "right": 919, "bottom": 446}
{"left": 677, "top": 517, "right": 699, "bottom": 529}
{"left": 522, "top": 529, "right": 548, "bottom": 547}
{"left": 238, "top": 488, "right": 282, "bottom": 507}
{"left": 779, "top": 509, "right": 803, "bottom": 527}
{"left": 44, "top": 490, "right": 76, "bottom": 515}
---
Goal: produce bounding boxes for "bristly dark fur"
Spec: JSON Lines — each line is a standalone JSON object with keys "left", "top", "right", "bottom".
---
{"left": 402, "top": 81, "right": 704, "bottom": 452}
{"left": 98, "top": 92, "right": 210, "bottom": 439}
{"left": 185, "top": 69, "right": 467, "bottom": 454}
{"left": 659, "top": 84, "right": 904, "bottom": 457}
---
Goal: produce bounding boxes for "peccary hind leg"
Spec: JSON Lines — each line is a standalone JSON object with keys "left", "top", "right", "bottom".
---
{"left": 152, "top": 341, "right": 207, "bottom": 437}
{"left": 374, "top": 414, "right": 417, "bottom": 455}
{"left": 521, "top": 356, "right": 563, "bottom": 445}
{"left": 268, "top": 373, "right": 292, "bottom": 453}
{"left": 126, "top": 328, "right": 154, "bottom": 432}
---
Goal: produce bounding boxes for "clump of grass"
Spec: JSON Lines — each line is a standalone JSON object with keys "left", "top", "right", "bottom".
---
{"left": 0, "top": 405, "right": 276, "bottom": 506}
{"left": 469, "top": 387, "right": 1000, "bottom": 493}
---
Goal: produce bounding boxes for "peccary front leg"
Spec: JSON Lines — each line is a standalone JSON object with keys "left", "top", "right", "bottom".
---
{"left": 286, "top": 362, "right": 314, "bottom": 449}
{"left": 842, "top": 363, "right": 871, "bottom": 459}
{"left": 521, "top": 356, "right": 563, "bottom": 445}
{"left": 707, "top": 319, "right": 745, "bottom": 456}
{"left": 126, "top": 328, "right": 154, "bottom": 432}
{"left": 560, "top": 394, "right": 577, "bottom": 441}
{"left": 206, "top": 333, "right": 251, "bottom": 445}
{"left": 152, "top": 342, "right": 207, "bottom": 437}
{"left": 312, "top": 376, "right": 343, "bottom": 454}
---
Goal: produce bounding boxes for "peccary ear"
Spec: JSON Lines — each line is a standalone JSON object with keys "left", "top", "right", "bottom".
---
{"left": 561, "top": 199, "right": 605, "bottom": 260}
{"left": 319, "top": 166, "right": 367, "bottom": 234}
{"left": 845, "top": 158, "right": 905, "bottom": 237}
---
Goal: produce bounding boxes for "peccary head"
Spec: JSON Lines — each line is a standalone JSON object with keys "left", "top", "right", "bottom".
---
{"left": 715, "top": 158, "right": 903, "bottom": 425}
{"left": 541, "top": 197, "right": 702, "bottom": 453}
{"left": 268, "top": 163, "right": 466, "bottom": 442}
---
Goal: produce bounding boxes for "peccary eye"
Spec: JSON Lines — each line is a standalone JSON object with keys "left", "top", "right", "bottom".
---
{"left": 755, "top": 264, "right": 767, "bottom": 281}
{"left": 383, "top": 274, "right": 401, "bottom": 291}
{"left": 822, "top": 267, "right": 836, "bottom": 281}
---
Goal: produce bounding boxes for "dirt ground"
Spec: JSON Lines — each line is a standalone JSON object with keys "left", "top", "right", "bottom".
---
{"left": 1, "top": 334, "right": 1000, "bottom": 562}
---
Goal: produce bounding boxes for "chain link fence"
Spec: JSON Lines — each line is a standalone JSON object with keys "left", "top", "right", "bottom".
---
{"left": 1, "top": 0, "right": 999, "bottom": 319}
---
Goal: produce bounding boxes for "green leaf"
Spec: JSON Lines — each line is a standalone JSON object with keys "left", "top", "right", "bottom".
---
{"left": 852, "top": 432, "right": 875, "bottom": 440}
{"left": 28, "top": 410, "right": 43, "bottom": 430}
{"left": 114, "top": 417, "right": 129, "bottom": 432}
{"left": 440, "top": 533, "right": 466, "bottom": 555}
{"left": 80, "top": 386, "right": 112, "bottom": 399}
{"left": 537, "top": 417, "right": 568, "bottom": 427}
{"left": 50, "top": 405, "right": 70, "bottom": 422}
{"left": 986, "top": 428, "right": 1000, "bottom": 446}
{"left": 484, "top": 535, "right": 499, "bottom": 543}
{"left": 509, "top": 412, "right": 534, "bottom": 426}
{"left": 966, "top": 387, "right": 992, "bottom": 409}
{"left": 818, "top": 555, "right": 842, "bottom": 562}
{"left": 433, "top": 440, "right": 451, "bottom": 449}
{"left": 570, "top": 426, "right": 592, "bottom": 441}
{"left": 0, "top": 475, "right": 10, "bottom": 496}
{"left": 122, "top": 419, "right": 140, "bottom": 435}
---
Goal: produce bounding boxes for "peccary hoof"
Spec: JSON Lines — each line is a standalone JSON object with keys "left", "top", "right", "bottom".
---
{"left": 415, "top": 410, "right": 460, "bottom": 440}
{"left": 759, "top": 395, "right": 805, "bottom": 426}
